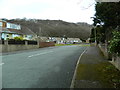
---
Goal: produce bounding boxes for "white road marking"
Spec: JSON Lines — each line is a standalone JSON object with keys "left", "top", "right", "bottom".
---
{"left": 28, "top": 51, "right": 53, "bottom": 58}
{"left": 0, "top": 63, "right": 4, "bottom": 66}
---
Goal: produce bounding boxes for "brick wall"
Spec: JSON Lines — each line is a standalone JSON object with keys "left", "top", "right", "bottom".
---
{"left": 39, "top": 42, "right": 55, "bottom": 48}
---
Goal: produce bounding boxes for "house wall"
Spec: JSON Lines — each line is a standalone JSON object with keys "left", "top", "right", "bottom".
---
{"left": 1, "top": 33, "right": 18, "bottom": 40}
{"left": 1, "top": 33, "right": 7, "bottom": 40}
{"left": 2, "top": 22, "right": 6, "bottom": 28}
{"left": 0, "top": 22, "right": 2, "bottom": 27}
{"left": 0, "top": 20, "right": 7, "bottom": 30}
{"left": 12, "top": 34, "right": 21, "bottom": 39}
{"left": 9, "top": 34, "right": 12, "bottom": 39}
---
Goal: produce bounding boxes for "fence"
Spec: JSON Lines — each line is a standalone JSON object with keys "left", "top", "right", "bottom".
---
{"left": 0, "top": 40, "right": 39, "bottom": 53}
{"left": 0, "top": 40, "right": 4, "bottom": 44}
{"left": 28, "top": 41, "right": 38, "bottom": 45}
{"left": 0, "top": 40, "right": 38, "bottom": 45}
{"left": 0, "top": 40, "right": 55, "bottom": 53}
{"left": 8, "top": 40, "right": 25, "bottom": 45}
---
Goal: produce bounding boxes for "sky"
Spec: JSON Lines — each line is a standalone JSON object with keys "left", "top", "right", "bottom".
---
{"left": 0, "top": 0, "right": 96, "bottom": 24}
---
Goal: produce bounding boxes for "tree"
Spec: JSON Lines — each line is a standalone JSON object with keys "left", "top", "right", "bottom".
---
{"left": 93, "top": 2, "right": 120, "bottom": 43}
{"left": 94, "top": 2, "right": 120, "bottom": 28}
{"left": 108, "top": 31, "right": 120, "bottom": 55}
{"left": 90, "top": 28, "right": 95, "bottom": 42}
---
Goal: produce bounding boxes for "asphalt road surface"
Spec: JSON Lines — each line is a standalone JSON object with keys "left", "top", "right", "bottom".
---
{"left": 2, "top": 45, "right": 86, "bottom": 88}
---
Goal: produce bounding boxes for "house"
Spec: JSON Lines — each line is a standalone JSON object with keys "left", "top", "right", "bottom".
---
{"left": 55, "top": 37, "right": 63, "bottom": 44}
{"left": 0, "top": 19, "right": 36, "bottom": 40}
{"left": 20, "top": 26, "right": 37, "bottom": 40}
{"left": 43, "top": 37, "right": 66, "bottom": 44}
{"left": 38, "top": 36, "right": 49, "bottom": 42}
{"left": 86, "top": 38, "right": 90, "bottom": 43}
{"left": 0, "top": 19, "right": 22, "bottom": 40}
{"left": 40, "top": 36, "right": 82, "bottom": 44}
{"left": 66, "top": 38, "right": 82, "bottom": 44}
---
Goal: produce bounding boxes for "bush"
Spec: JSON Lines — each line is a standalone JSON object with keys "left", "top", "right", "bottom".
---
{"left": 14, "top": 36, "right": 24, "bottom": 41}
{"left": 108, "top": 31, "right": 120, "bottom": 56}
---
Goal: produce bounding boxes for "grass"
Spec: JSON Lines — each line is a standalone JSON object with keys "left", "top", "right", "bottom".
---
{"left": 55, "top": 43, "right": 90, "bottom": 46}
{"left": 55, "top": 44, "right": 80, "bottom": 46}
{"left": 79, "top": 44, "right": 90, "bottom": 47}
{"left": 76, "top": 62, "right": 120, "bottom": 88}
{"left": 95, "top": 62, "right": 120, "bottom": 88}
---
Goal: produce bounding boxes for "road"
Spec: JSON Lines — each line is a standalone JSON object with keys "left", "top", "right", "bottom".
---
{"left": 2, "top": 45, "right": 86, "bottom": 88}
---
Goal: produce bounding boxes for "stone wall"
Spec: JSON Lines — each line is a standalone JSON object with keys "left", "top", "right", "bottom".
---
{"left": 0, "top": 40, "right": 39, "bottom": 53}
{"left": 98, "top": 44, "right": 120, "bottom": 70}
{"left": 112, "top": 55, "right": 120, "bottom": 70}
{"left": 98, "top": 44, "right": 109, "bottom": 59}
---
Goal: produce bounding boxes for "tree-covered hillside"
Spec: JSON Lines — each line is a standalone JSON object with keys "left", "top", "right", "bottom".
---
{"left": 7, "top": 19, "right": 92, "bottom": 40}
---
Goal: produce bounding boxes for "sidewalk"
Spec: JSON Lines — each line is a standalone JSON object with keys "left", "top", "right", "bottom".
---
{"left": 72, "top": 46, "right": 120, "bottom": 88}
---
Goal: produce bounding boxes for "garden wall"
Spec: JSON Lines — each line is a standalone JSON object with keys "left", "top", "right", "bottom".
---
{"left": 98, "top": 44, "right": 120, "bottom": 70}
{"left": 0, "top": 40, "right": 39, "bottom": 53}
{"left": 98, "top": 44, "right": 109, "bottom": 59}
{"left": 112, "top": 55, "right": 120, "bottom": 70}
{"left": 39, "top": 42, "right": 55, "bottom": 48}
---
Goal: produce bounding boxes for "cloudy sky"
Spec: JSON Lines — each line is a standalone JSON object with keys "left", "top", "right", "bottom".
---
{"left": 0, "top": 0, "right": 96, "bottom": 24}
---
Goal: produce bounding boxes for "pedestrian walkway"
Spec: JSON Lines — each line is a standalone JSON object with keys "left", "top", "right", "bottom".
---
{"left": 73, "top": 46, "right": 120, "bottom": 88}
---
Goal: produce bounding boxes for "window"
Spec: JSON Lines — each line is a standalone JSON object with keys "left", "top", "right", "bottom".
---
{"left": 7, "top": 23, "right": 21, "bottom": 30}
{"left": 0, "top": 22, "right": 2, "bottom": 27}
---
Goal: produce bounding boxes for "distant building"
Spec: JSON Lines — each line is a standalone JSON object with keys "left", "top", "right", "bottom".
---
{"left": 66, "top": 38, "right": 82, "bottom": 44}
{"left": 40, "top": 36, "right": 82, "bottom": 44}
{"left": 86, "top": 38, "right": 90, "bottom": 43}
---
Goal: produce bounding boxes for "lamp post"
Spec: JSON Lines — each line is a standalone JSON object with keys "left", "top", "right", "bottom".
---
{"left": 94, "top": 26, "right": 97, "bottom": 46}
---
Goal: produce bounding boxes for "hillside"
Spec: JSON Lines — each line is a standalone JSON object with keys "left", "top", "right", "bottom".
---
{"left": 7, "top": 19, "right": 92, "bottom": 40}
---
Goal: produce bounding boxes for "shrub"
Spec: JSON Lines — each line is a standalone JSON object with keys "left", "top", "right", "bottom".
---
{"left": 108, "top": 31, "right": 120, "bottom": 56}
{"left": 14, "top": 36, "right": 24, "bottom": 41}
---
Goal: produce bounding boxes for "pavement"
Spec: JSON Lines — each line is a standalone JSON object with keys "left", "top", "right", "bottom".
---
{"left": 2, "top": 45, "right": 86, "bottom": 88}
{"left": 72, "top": 46, "right": 114, "bottom": 88}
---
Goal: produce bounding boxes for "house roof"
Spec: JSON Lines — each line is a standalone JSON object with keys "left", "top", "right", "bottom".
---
{"left": 54, "top": 37, "right": 62, "bottom": 41}
{"left": 39, "top": 36, "right": 48, "bottom": 42}
{"left": 67, "top": 38, "right": 81, "bottom": 41}
{"left": 0, "top": 25, "right": 37, "bottom": 36}
{"left": 0, "top": 19, "right": 6, "bottom": 22}
{"left": 20, "top": 26, "right": 36, "bottom": 35}
{"left": 8, "top": 29, "right": 23, "bottom": 34}
{"left": 0, "top": 27, "right": 23, "bottom": 34}
{"left": 0, "top": 19, "right": 36, "bottom": 36}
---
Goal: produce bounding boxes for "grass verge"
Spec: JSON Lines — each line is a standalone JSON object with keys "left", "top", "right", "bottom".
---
{"left": 76, "top": 62, "right": 120, "bottom": 88}
{"left": 55, "top": 43, "right": 90, "bottom": 46}
{"left": 55, "top": 44, "right": 80, "bottom": 46}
